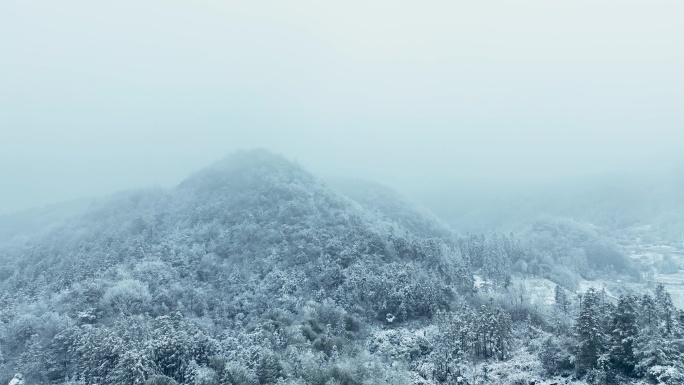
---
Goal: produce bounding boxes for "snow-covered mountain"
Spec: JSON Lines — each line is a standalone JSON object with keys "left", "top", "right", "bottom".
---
{"left": 0, "top": 150, "right": 681, "bottom": 385}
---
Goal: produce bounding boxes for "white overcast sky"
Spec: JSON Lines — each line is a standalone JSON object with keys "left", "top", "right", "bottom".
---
{"left": 1, "top": 0, "right": 683, "bottom": 214}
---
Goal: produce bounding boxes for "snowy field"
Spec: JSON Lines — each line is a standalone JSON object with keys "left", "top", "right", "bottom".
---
{"left": 485, "top": 240, "right": 684, "bottom": 314}
{"left": 629, "top": 244, "right": 684, "bottom": 308}
{"left": 655, "top": 271, "right": 684, "bottom": 308}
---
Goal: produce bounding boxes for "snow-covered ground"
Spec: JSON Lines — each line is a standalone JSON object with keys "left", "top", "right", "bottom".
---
{"left": 655, "top": 271, "right": 684, "bottom": 308}
{"left": 521, "top": 277, "right": 558, "bottom": 306}
{"left": 477, "top": 238, "right": 684, "bottom": 311}
{"left": 476, "top": 275, "right": 557, "bottom": 305}
{"left": 629, "top": 243, "right": 684, "bottom": 307}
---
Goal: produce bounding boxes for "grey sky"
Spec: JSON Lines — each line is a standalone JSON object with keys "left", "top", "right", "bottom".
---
{"left": 1, "top": 1, "right": 683, "bottom": 214}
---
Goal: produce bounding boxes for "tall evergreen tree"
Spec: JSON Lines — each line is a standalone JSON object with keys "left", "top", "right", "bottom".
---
{"left": 608, "top": 294, "right": 638, "bottom": 376}
{"left": 655, "top": 283, "right": 675, "bottom": 336}
{"left": 634, "top": 286, "right": 684, "bottom": 381}
{"left": 637, "top": 293, "right": 658, "bottom": 331}
{"left": 554, "top": 285, "right": 570, "bottom": 314}
{"left": 575, "top": 287, "right": 606, "bottom": 374}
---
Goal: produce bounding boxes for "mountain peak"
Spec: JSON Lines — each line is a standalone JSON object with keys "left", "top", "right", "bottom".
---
{"left": 177, "top": 149, "right": 313, "bottom": 193}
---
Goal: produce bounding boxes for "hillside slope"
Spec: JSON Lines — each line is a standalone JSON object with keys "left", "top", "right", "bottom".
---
{"left": 0, "top": 150, "right": 682, "bottom": 385}
{"left": 0, "top": 150, "right": 470, "bottom": 384}
{"left": 328, "top": 177, "right": 454, "bottom": 241}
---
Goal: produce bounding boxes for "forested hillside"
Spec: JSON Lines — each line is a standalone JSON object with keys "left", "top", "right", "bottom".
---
{"left": 0, "top": 150, "right": 682, "bottom": 385}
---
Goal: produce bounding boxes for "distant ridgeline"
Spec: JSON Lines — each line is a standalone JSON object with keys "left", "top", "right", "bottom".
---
{"left": 429, "top": 170, "right": 684, "bottom": 244}
{"left": 0, "top": 149, "right": 682, "bottom": 385}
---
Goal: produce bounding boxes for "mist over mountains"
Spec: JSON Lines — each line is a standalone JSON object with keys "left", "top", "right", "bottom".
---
{"left": 418, "top": 168, "right": 684, "bottom": 241}
{"left": 3, "top": 0, "right": 684, "bottom": 383}
{"left": 0, "top": 149, "right": 682, "bottom": 385}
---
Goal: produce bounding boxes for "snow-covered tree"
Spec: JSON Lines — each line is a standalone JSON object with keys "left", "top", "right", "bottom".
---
{"left": 575, "top": 287, "right": 606, "bottom": 374}
{"left": 608, "top": 294, "right": 638, "bottom": 376}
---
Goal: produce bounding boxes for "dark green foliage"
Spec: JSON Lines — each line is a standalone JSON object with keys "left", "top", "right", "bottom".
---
{"left": 540, "top": 336, "right": 575, "bottom": 375}
{"left": 608, "top": 294, "right": 638, "bottom": 376}
{"left": 557, "top": 285, "right": 684, "bottom": 383}
{"left": 655, "top": 283, "right": 676, "bottom": 335}
{"left": 584, "top": 243, "right": 629, "bottom": 272}
{"left": 221, "top": 365, "right": 257, "bottom": 385}
{"left": 632, "top": 286, "right": 684, "bottom": 383}
{"left": 298, "top": 301, "right": 361, "bottom": 358}
{"left": 575, "top": 288, "right": 606, "bottom": 374}
{"left": 430, "top": 301, "right": 513, "bottom": 383}
{"left": 256, "top": 352, "right": 283, "bottom": 384}
{"left": 145, "top": 375, "right": 179, "bottom": 385}
{"left": 554, "top": 285, "right": 570, "bottom": 314}
{"left": 109, "top": 350, "right": 155, "bottom": 385}
{"left": 338, "top": 260, "right": 455, "bottom": 322}
{"left": 326, "top": 366, "right": 362, "bottom": 385}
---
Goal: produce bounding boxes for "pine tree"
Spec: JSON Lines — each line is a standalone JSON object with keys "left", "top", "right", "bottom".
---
{"left": 256, "top": 351, "right": 283, "bottom": 384}
{"left": 575, "top": 288, "right": 606, "bottom": 374}
{"left": 493, "top": 308, "right": 512, "bottom": 360}
{"left": 655, "top": 283, "right": 675, "bottom": 336}
{"left": 108, "top": 349, "right": 155, "bottom": 385}
{"left": 634, "top": 285, "right": 684, "bottom": 381}
{"left": 608, "top": 294, "right": 638, "bottom": 376}
{"left": 637, "top": 293, "right": 658, "bottom": 330}
{"left": 554, "top": 285, "right": 570, "bottom": 314}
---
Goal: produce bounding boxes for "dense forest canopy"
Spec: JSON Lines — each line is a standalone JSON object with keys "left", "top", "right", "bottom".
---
{"left": 0, "top": 150, "right": 682, "bottom": 385}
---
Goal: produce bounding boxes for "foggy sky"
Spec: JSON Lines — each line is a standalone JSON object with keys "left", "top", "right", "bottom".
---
{"left": 1, "top": 1, "right": 683, "bottom": 215}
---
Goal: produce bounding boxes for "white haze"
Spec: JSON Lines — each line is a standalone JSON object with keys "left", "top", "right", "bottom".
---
{"left": 1, "top": 0, "right": 683, "bottom": 214}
